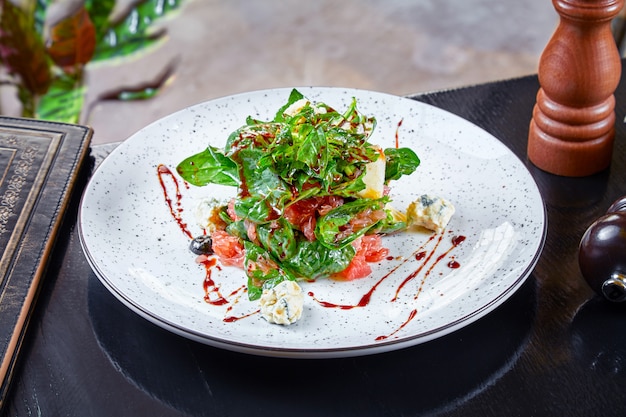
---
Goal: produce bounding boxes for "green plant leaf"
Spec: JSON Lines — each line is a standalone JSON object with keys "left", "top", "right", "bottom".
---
{"left": 47, "top": 5, "right": 96, "bottom": 71}
{"left": 92, "top": 0, "right": 184, "bottom": 61}
{"left": 32, "top": 0, "right": 52, "bottom": 36}
{"left": 36, "top": 72, "right": 84, "bottom": 124}
{"left": 84, "top": 0, "right": 116, "bottom": 39}
{"left": 0, "top": 0, "right": 51, "bottom": 95}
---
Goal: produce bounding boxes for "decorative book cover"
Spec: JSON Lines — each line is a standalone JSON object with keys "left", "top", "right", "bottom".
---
{"left": 0, "top": 117, "right": 92, "bottom": 406}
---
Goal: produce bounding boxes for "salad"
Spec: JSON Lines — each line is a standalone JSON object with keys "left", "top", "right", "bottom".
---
{"left": 176, "top": 89, "right": 424, "bottom": 321}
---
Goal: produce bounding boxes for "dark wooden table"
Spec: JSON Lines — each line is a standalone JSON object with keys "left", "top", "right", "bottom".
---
{"left": 3, "top": 71, "right": 626, "bottom": 416}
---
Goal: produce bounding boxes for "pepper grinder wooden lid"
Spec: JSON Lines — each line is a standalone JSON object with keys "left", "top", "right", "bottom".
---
{"left": 528, "top": 0, "right": 624, "bottom": 177}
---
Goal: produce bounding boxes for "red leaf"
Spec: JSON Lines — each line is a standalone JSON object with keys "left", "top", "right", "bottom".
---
{"left": 47, "top": 6, "right": 96, "bottom": 71}
{"left": 0, "top": 0, "right": 51, "bottom": 94}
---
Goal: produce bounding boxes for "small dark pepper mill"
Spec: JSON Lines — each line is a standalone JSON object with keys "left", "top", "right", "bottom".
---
{"left": 579, "top": 196, "right": 626, "bottom": 301}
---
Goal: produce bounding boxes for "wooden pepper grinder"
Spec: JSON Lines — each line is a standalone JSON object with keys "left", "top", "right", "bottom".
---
{"left": 528, "top": 0, "right": 624, "bottom": 177}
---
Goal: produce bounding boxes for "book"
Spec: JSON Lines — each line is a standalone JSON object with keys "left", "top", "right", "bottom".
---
{"left": 0, "top": 117, "right": 92, "bottom": 406}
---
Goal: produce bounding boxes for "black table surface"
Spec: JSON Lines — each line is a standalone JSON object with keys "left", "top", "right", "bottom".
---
{"left": 3, "top": 71, "right": 626, "bottom": 417}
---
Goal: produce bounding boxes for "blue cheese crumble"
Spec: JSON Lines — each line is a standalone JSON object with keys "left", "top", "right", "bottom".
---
{"left": 407, "top": 194, "right": 455, "bottom": 232}
{"left": 194, "top": 197, "right": 227, "bottom": 232}
{"left": 259, "top": 280, "right": 304, "bottom": 325}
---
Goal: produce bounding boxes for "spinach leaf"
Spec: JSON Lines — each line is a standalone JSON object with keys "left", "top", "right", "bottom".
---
{"left": 234, "top": 196, "right": 275, "bottom": 225}
{"left": 315, "top": 198, "right": 387, "bottom": 249}
{"left": 375, "top": 208, "right": 408, "bottom": 234}
{"left": 238, "top": 148, "right": 284, "bottom": 193}
{"left": 384, "top": 147, "right": 420, "bottom": 182}
{"left": 274, "top": 88, "right": 305, "bottom": 122}
{"left": 296, "top": 125, "right": 328, "bottom": 177}
{"left": 176, "top": 146, "right": 239, "bottom": 187}
{"left": 284, "top": 239, "right": 356, "bottom": 279}
{"left": 243, "top": 241, "right": 296, "bottom": 301}
{"left": 234, "top": 148, "right": 292, "bottom": 222}
{"left": 225, "top": 219, "right": 248, "bottom": 240}
{"left": 256, "top": 219, "right": 297, "bottom": 262}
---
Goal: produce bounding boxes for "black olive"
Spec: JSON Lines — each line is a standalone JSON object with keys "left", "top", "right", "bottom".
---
{"left": 190, "top": 235, "right": 214, "bottom": 255}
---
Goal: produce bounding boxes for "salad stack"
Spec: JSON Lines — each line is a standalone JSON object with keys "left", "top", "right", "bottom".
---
{"left": 176, "top": 89, "right": 421, "bottom": 302}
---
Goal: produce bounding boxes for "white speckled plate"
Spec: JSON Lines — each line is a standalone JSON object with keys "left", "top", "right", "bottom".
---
{"left": 78, "top": 87, "right": 545, "bottom": 358}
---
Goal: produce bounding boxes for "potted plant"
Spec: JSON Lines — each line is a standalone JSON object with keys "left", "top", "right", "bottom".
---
{"left": 0, "top": 0, "right": 183, "bottom": 124}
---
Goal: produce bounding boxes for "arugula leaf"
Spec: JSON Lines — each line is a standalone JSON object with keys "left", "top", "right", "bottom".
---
{"left": 384, "top": 147, "right": 420, "bottom": 182}
{"left": 176, "top": 146, "right": 239, "bottom": 187}
{"left": 326, "top": 160, "right": 367, "bottom": 197}
{"left": 225, "top": 123, "right": 281, "bottom": 156}
{"left": 221, "top": 91, "right": 382, "bottom": 203}
{"left": 238, "top": 148, "right": 283, "bottom": 194}
{"left": 244, "top": 241, "right": 296, "bottom": 301}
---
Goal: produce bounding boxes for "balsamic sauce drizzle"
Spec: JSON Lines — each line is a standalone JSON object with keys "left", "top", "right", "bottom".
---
{"left": 158, "top": 164, "right": 466, "bottom": 338}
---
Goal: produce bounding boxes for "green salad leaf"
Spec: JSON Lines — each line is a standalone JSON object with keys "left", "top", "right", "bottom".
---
{"left": 274, "top": 88, "right": 305, "bottom": 122}
{"left": 176, "top": 146, "right": 239, "bottom": 187}
{"left": 315, "top": 198, "right": 388, "bottom": 249}
{"left": 384, "top": 147, "right": 421, "bottom": 183}
{"left": 244, "top": 241, "right": 296, "bottom": 301}
{"left": 284, "top": 240, "right": 356, "bottom": 279}
{"left": 256, "top": 219, "right": 298, "bottom": 262}
{"left": 375, "top": 210, "right": 408, "bottom": 234}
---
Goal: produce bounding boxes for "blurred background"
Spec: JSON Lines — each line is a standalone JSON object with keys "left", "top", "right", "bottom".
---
{"left": 4, "top": 0, "right": 563, "bottom": 144}
{"left": 87, "top": 0, "right": 566, "bottom": 144}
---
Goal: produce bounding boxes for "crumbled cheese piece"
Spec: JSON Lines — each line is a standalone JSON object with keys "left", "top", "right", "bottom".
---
{"left": 358, "top": 146, "right": 386, "bottom": 199}
{"left": 194, "top": 198, "right": 226, "bottom": 233}
{"left": 283, "top": 98, "right": 327, "bottom": 117}
{"left": 407, "top": 194, "right": 455, "bottom": 232}
{"left": 259, "top": 280, "right": 304, "bottom": 325}
{"left": 283, "top": 98, "right": 310, "bottom": 117}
